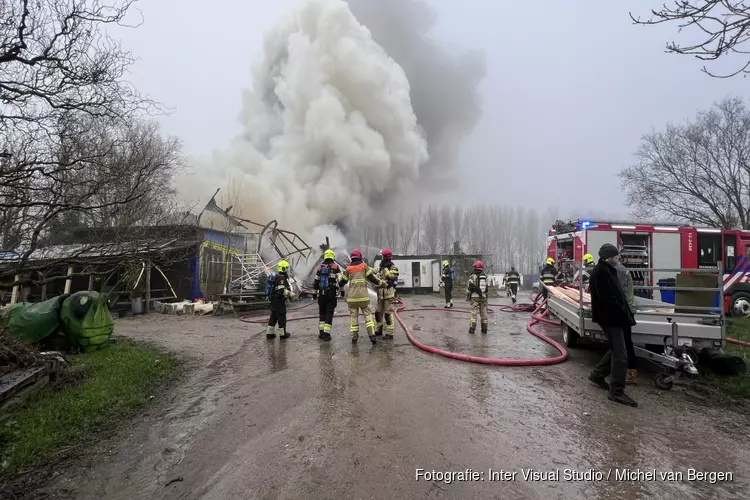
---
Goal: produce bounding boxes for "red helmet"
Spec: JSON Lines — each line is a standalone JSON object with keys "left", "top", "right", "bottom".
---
{"left": 381, "top": 248, "right": 393, "bottom": 260}
{"left": 473, "top": 260, "right": 484, "bottom": 270}
{"left": 350, "top": 248, "right": 362, "bottom": 260}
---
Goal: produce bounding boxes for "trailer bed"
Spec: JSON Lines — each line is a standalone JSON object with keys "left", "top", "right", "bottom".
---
{"left": 546, "top": 286, "right": 724, "bottom": 350}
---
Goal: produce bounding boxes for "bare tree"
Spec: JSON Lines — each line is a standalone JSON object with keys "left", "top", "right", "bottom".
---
{"left": 383, "top": 218, "right": 398, "bottom": 250}
{"left": 452, "top": 206, "right": 463, "bottom": 249}
{"left": 422, "top": 205, "right": 440, "bottom": 253}
{"left": 0, "top": 1, "right": 188, "bottom": 286}
{"left": 620, "top": 96, "right": 750, "bottom": 229}
{"left": 438, "top": 205, "right": 453, "bottom": 252}
{"left": 397, "top": 214, "right": 416, "bottom": 254}
{"left": 631, "top": 2, "right": 750, "bottom": 78}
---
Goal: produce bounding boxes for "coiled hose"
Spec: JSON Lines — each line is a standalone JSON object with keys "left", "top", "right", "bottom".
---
{"left": 240, "top": 291, "right": 568, "bottom": 366}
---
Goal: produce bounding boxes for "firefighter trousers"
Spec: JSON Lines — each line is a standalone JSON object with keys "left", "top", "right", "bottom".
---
{"left": 267, "top": 300, "right": 287, "bottom": 335}
{"left": 509, "top": 284, "right": 518, "bottom": 300}
{"left": 348, "top": 301, "right": 375, "bottom": 338}
{"left": 374, "top": 298, "right": 395, "bottom": 335}
{"left": 444, "top": 283, "right": 453, "bottom": 303}
{"left": 318, "top": 295, "right": 337, "bottom": 334}
{"left": 470, "top": 299, "right": 488, "bottom": 329}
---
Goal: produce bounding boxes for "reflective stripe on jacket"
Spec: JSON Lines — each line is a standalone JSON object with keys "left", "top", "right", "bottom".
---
{"left": 339, "top": 261, "right": 382, "bottom": 303}
{"left": 377, "top": 262, "right": 399, "bottom": 300}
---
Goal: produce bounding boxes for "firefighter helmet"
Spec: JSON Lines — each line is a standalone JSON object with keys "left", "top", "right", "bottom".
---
{"left": 277, "top": 260, "right": 290, "bottom": 273}
{"left": 324, "top": 249, "right": 335, "bottom": 261}
{"left": 350, "top": 249, "right": 362, "bottom": 260}
{"left": 473, "top": 260, "right": 484, "bottom": 270}
{"left": 545, "top": 257, "right": 555, "bottom": 266}
{"left": 583, "top": 253, "right": 594, "bottom": 264}
{"left": 381, "top": 248, "right": 393, "bottom": 260}
{"left": 443, "top": 260, "right": 449, "bottom": 267}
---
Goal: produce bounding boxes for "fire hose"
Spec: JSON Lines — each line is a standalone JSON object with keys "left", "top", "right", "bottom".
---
{"left": 240, "top": 292, "right": 568, "bottom": 367}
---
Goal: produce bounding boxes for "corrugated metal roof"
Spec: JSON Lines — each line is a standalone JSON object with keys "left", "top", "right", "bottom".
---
{"left": 0, "top": 238, "right": 195, "bottom": 264}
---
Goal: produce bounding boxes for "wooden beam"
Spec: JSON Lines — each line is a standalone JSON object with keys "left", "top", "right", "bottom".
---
{"left": 63, "top": 265, "right": 74, "bottom": 294}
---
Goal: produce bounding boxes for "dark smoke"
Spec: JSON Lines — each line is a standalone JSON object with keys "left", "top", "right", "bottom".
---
{"left": 347, "top": 0, "right": 487, "bottom": 198}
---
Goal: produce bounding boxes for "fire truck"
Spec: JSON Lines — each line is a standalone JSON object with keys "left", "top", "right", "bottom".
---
{"left": 546, "top": 220, "right": 750, "bottom": 315}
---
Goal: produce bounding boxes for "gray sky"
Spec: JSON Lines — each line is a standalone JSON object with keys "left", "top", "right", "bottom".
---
{"left": 117, "top": 0, "right": 749, "bottom": 217}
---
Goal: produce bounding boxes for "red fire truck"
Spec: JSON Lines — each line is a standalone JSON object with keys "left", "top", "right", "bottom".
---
{"left": 546, "top": 220, "right": 750, "bottom": 315}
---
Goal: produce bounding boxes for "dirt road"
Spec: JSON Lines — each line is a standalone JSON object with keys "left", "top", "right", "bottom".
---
{"left": 42, "top": 296, "right": 749, "bottom": 500}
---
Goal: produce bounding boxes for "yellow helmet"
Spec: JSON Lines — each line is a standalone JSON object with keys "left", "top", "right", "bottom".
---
{"left": 324, "top": 249, "right": 335, "bottom": 261}
{"left": 277, "top": 260, "right": 290, "bottom": 273}
{"left": 443, "top": 260, "right": 449, "bottom": 267}
{"left": 583, "top": 253, "right": 594, "bottom": 264}
{"left": 545, "top": 257, "right": 555, "bottom": 265}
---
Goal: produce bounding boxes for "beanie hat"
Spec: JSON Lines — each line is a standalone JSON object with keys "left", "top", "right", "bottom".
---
{"left": 598, "top": 243, "right": 619, "bottom": 260}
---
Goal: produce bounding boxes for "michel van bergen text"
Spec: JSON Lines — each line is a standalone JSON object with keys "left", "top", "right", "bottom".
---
{"left": 415, "top": 468, "right": 733, "bottom": 484}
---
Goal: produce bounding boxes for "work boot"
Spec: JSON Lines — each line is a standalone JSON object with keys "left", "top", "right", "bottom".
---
{"left": 384, "top": 333, "right": 394, "bottom": 340}
{"left": 319, "top": 332, "right": 331, "bottom": 341}
{"left": 375, "top": 326, "right": 383, "bottom": 336}
{"left": 608, "top": 392, "right": 638, "bottom": 408}
{"left": 266, "top": 327, "right": 276, "bottom": 339}
{"left": 512, "top": 297, "right": 517, "bottom": 304}
{"left": 469, "top": 325, "right": 476, "bottom": 335}
{"left": 369, "top": 334, "right": 377, "bottom": 344}
{"left": 481, "top": 323, "right": 488, "bottom": 334}
{"left": 449, "top": 301, "right": 453, "bottom": 308}
{"left": 351, "top": 333, "right": 359, "bottom": 343}
{"left": 626, "top": 369, "right": 638, "bottom": 385}
{"left": 588, "top": 373, "right": 610, "bottom": 391}
{"left": 279, "top": 330, "right": 291, "bottom": 340}
{"left": 444, "top": 302, "right": 450, "bottom": 309}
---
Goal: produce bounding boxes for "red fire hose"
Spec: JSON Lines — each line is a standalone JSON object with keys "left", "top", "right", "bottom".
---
{"left": 240, "top": 292, "right": 568, "bottom": 366}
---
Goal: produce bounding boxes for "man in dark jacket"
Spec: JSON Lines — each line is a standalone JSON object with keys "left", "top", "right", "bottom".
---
{"left": 588, "top": 244, "right": 638, "bottom": 407}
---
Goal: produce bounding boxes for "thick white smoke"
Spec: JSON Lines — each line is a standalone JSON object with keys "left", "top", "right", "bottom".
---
{"left": 178, "top": 0, "right": 486, "bottom": 257}
{"left": 179, "top": 0, "right": 428, "bottom": 244}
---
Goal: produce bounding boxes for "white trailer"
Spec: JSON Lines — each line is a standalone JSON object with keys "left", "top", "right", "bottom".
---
{"left": 372, "top": 256, "right": 440, "bottom": 292}
{"left": 545, "top": 265, "right": 726, "bottom": 390}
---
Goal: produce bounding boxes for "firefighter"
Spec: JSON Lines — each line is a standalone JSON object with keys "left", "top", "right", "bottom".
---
{"left": 503, "top": 273, "right": 510, "bottom": 297}
{"left": 506, "top": 266, "right": 521, "bottom": 304}
{"left": 440, "top": 259, "right": 455, "bottom": 308}
{"left": 540, "top": 257, "right": 558, "bottom": 307}
{"left": 312, "top": 249, "right": 342, "bottom": 341}
{"left": 375, "top": 248, "right": 399, "bottom": 339}
{"left": 338, "top": 248, "right": 385, "bottom": 344}
{"left": 572, "top": 253, "right": 595, "bottom": 290}
{"left": 466, "top": 260, "right": 489, "bottom": 334}
{"left": 266, "top": 260, "right": 296, "bottom": 339}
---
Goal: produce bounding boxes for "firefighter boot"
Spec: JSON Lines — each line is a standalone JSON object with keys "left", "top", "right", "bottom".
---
{"left": 375, "top": 326, "right": 383, "bottom": 336}
{"left": 279, "top": 328, "right": 291, "bottom": 340}
{"left": 449, "top": 300, "right": 454, "bottom": 308}
{"left": 481, "top": 322, "right": 488, "bottom": 334}
{"left": 444, "top": 301, "right": 450, "bottom": 308}
{"left": 626, "top": 369, "right": 638, "bottom": 385}
{"left": 469, "top": 324, "right": 476, "bottom": 335}
{"left": 266, "top": 326, "right": 275, "bottom": 339}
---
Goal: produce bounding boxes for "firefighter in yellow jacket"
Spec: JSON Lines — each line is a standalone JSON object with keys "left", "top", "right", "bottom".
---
{"left": 466, "top": 260, "right": 489, "bottom": 334}
{"left": 338, "top": 249, "right": 385, "bottom": 344}
{"left": 375, "top": 247, "right": 399, "bottom": 339}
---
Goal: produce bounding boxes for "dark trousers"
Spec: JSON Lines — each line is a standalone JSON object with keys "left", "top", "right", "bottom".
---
{"left": 591, "top": 325, "right": 628, "bottom": 395}
{"left": 541, "top": 287, "right": 549, "bottom": 301}
{"left": 510, "top": 284, "right": 518, "bottom": 297}
{"left": 268, "top": 299, "right": 287, "bottom": 329}
{"left": 624, "top": 324, "right": 637, "bottom": 369}
{"left": 318, "top": 295, "right": 337, "bottom": 328}
{"left": 444, "top": 283, "right": 452, "bottom": 302}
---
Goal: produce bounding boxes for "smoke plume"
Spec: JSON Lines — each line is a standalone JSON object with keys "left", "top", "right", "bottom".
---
{"left": 178, "top": 0, "right": 485, "bottom": 247}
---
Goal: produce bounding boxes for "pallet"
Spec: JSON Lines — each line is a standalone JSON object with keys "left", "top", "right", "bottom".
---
{"left": 547, "top": 286, "right": 673, "bottom": 313}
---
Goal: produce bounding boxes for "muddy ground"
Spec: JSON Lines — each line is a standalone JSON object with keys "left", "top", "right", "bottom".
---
{"left": 26, "top": 296, "right": 750, "bottom": 499}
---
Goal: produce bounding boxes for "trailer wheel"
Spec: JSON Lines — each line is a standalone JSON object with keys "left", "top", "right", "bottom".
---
{"left": 561, "top": 323, "right": 579, "bottom": 348}
{"left": 655, "top": 372, "right": 674, "bottom": 390}
{"left": 731, "top": 292, "right": 750, "bottom": 317}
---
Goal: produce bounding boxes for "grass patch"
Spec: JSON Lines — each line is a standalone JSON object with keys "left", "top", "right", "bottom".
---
{"left": 694, "top": 318, "right": 750, "bottom": 399}
{"left": 0, "top": 339, "right": 180, "bottom": 477}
